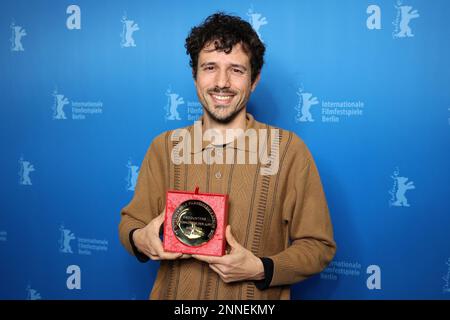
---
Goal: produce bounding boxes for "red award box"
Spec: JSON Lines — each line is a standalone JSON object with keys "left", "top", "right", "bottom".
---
{"left": 163, "top": 187, "right": 228, "bottom": 256}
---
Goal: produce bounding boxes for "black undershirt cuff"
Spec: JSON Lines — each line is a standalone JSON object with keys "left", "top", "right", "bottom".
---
{"left": 253, "top": 257, "right": 274, "bottom": 290}
{"left": 129, "top": 228, "right": 150, "bottom": 263}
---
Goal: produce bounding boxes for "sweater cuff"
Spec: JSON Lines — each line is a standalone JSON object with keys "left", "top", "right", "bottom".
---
{"left": 129, "top": 229, "right": 150, "bottom": 263}
{"left": 253, "top": 257, "right": 274, "bottom": 290}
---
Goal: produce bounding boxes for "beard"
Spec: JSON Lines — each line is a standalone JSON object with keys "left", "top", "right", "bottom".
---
{"left": 203, "top": 102, "right": 246, "bottom": 124}
{"left": 202, "top": 87, "right": 246, "bottom": 124}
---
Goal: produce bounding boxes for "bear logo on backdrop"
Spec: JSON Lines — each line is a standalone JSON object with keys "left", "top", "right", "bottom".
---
{"left": 121, "top": 14, "right": 139, "bottom": 48}
{"left": 18, "top": 157, "right": 35, "bottom": 186}
{"left": 52, "top": 90, "right": 70, "bottom": 120}
{"left": 247, "top": 6, "right": 268, "bottom": 42}
{"left": 165, "top": 88, "right": 185, "bottom": 121}
{"left": 393, "top": 1, "right": 420, "bottom": 38}
{"left": 59, "top": 225, "right": 76, "bottom": 254}
{"left": 10, "top": 22, "right": 26, "bottom": 52}
{"left": 126, "top": 159, "right": 140, "bottom": 192}
{"left": 443, "top": 258, "right": 450, "bottom": 294}
{"left": 163, "top": 86, "right": 202, "bottom": 121}
{"left": 0, "top": 230, "right": 7, "bottom": 242}
{"left": 26, "top": 285, "right": 42, "bottom": 300}
{"left": 448, "top": 106, "right": 450, "bottom": 126}
{"left": 295, "top": 87, "right": 319, "bottom": 123}
{"left": 389, "top": 167, "right": 416, "bottom": 207}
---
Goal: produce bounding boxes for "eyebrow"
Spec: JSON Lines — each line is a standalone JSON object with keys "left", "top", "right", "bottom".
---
{"left": 200, "top": 62, "right": 248, "bottom": 71}
{"left": 230, "top": 64, "right": 247, "bottom": 71}
{"left": 199, "top": 62, "right": 215, "bottom": 68}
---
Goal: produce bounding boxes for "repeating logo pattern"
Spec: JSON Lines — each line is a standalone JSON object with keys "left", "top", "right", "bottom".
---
{"left": 10, "top": 22, "right": 26, "bottom": 51}
{"left": 393, "top": 1, "right": 420, "bottom": 38}
{"left": 52, "top": 90, "right": 70, "bottom": 120}
{"left": 18, "top": 157, "right": 35, "bottom": 186}
{"left": 126, "top": 159, "right": 140, "bottom": 192}
{"left": 51, "top": 89, "right": 103, "bottom": 120}
{"left": 0, "top": 230, "right": 7, "bottom": 242}
{"left": 443, "top": 258, "right": 450, "bottom": 294}
{"left": 26, "top": 285, "right": 42, "bottom": 300}
{"left": 164, "top": 86, "right": 202, "bottom": 121}
{"left": 121, "top": 14, "right": 139, "bottom": 47}
{"left": 389, "top": 167, "right": 416, "bottom": 207}
{"left": 448, "top": 106, "right": 450, "bottom": 126}
{"left": 59, "top": 225, "right": 76, "bottom": 253}
{"left": 247, "top": 6, "right": 268, "bottom": 41}
{"left": 294, "top": 85, "right": 364, "bottom": 123}
{"left": 59, "top": 225, "right": 108, "bottom": 256}
{"left": 295, "top": 88, "right": 319, "bottom": 123}
{"left": 165, "top": 88, "right": 184, "bottom": 121}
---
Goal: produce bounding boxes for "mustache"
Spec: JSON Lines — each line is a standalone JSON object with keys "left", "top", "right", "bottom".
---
{"left": 207, "top": 87, "right": 237, "bottom": 95}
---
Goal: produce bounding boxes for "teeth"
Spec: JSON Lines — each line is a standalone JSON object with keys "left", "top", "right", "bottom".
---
{"left": 212, "top": 95, "right": 232, "bottom": 101}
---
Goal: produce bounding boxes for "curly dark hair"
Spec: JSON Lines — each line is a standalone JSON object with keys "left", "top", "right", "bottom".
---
{"left": 185, "top": 12, "right": 266, "bottom": 84}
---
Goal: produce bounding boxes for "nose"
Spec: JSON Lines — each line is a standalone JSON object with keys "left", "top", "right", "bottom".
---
{"left": 215, "top": 68, "right": 231, "bottom": 89}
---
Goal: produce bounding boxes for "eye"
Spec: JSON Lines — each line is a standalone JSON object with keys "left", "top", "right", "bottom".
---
{"left": 232, "top": 68, "right": 244, "bottom": 74}
{"left": 204, "top": 66, "right": 215, "bottom": 71}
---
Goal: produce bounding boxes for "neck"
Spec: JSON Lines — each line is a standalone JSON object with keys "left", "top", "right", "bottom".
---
{"left": 202, "top": 108, "right": 247, "bottom": 144}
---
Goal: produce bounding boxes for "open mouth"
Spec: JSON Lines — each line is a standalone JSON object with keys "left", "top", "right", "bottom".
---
{"left": 210, "top": 94, "right": 235, "bottom": 105}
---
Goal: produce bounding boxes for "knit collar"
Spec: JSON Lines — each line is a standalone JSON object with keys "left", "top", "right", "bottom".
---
{"left": 187, "top": 113, "right": 263, "bottom": 154}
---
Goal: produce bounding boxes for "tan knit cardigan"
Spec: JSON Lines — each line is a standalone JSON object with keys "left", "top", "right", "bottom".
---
{"left": 119, "top": 113, "right": 336, "bottom": 299}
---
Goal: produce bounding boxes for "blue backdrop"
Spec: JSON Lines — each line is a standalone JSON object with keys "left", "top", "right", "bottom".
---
{"left": 1, "top": 0, "right": 449, "bottom": 300}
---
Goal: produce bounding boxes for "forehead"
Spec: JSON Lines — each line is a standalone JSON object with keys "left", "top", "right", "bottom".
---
{"left": 198, "top": 42, "right": 251, "bottom": 66}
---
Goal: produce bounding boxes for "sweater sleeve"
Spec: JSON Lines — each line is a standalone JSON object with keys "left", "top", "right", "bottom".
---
{"left": 118, "top": 134, "right": 167, "bottom": 257}
{"left": 268, "top": 144, "right": 336, "bottom": 287}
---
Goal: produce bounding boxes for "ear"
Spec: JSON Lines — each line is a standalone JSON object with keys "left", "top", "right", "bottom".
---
{"left": 251, "top": 73, "right": 261, "bottom": 92}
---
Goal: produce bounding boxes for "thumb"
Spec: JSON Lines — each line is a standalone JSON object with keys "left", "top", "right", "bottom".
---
{"left": 225, "top": 225, "right": 239, "bottom": 248}
{"left": 156, "top": 213, "right": 164, "bottom": 224}
{"left": 159, "top": 207, "right": 167, "bottom": 220}
{"left": 154, "top": 210, "right": 165, "bottom": 227}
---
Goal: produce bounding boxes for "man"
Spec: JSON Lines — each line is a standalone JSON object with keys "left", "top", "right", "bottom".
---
{"left": 119, "top": 12, "right": 336, "bottom": 300}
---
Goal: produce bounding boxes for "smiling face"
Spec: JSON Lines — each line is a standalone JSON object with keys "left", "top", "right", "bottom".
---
{"left": 194, "top": 42, "right": 260, "bottom": 124}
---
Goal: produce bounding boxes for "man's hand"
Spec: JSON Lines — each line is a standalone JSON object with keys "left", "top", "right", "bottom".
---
{"left": 192, "top": 225, "right": 264, "bottom": 283}
{"left": 133, "top": 209, "right": 191, "bottom": 260}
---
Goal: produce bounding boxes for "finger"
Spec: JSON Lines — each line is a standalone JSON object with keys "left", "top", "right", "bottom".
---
{"left": 151, "top": 236, "right": 165, "bottom": 256}
{"left": 191, "top": 254, "right": 209, "bottom": 262}
{"left": 142, "top": 248, "right": 160, "bottom": 260}
{"left": 180, "top": 254, "right": 192, "bottom": 259}
{"left": 209, "top": 264, "right": 231, "bottom": 283}
{"left": 210, "top": 263, "right": 228, "bottom": 274}
{"left": 149, "top": 253, "right": 161, "bottom": 261}
{"left": 145, "top": 243, "right": 158, "bottom": 256}
{"left": 225, "top": 225, "right": 239, "bottom": 248}
{"left": 192, "top": 254, "right": 223, "bottom": 264}
{"left": 159, "top": 251, "right": 183, "bottom": 260}
{"left": 209, "top": 264, "right": 226, "bottom": 278}
{"left": 151, "top": 236, "right": 182, "bottom": 260}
